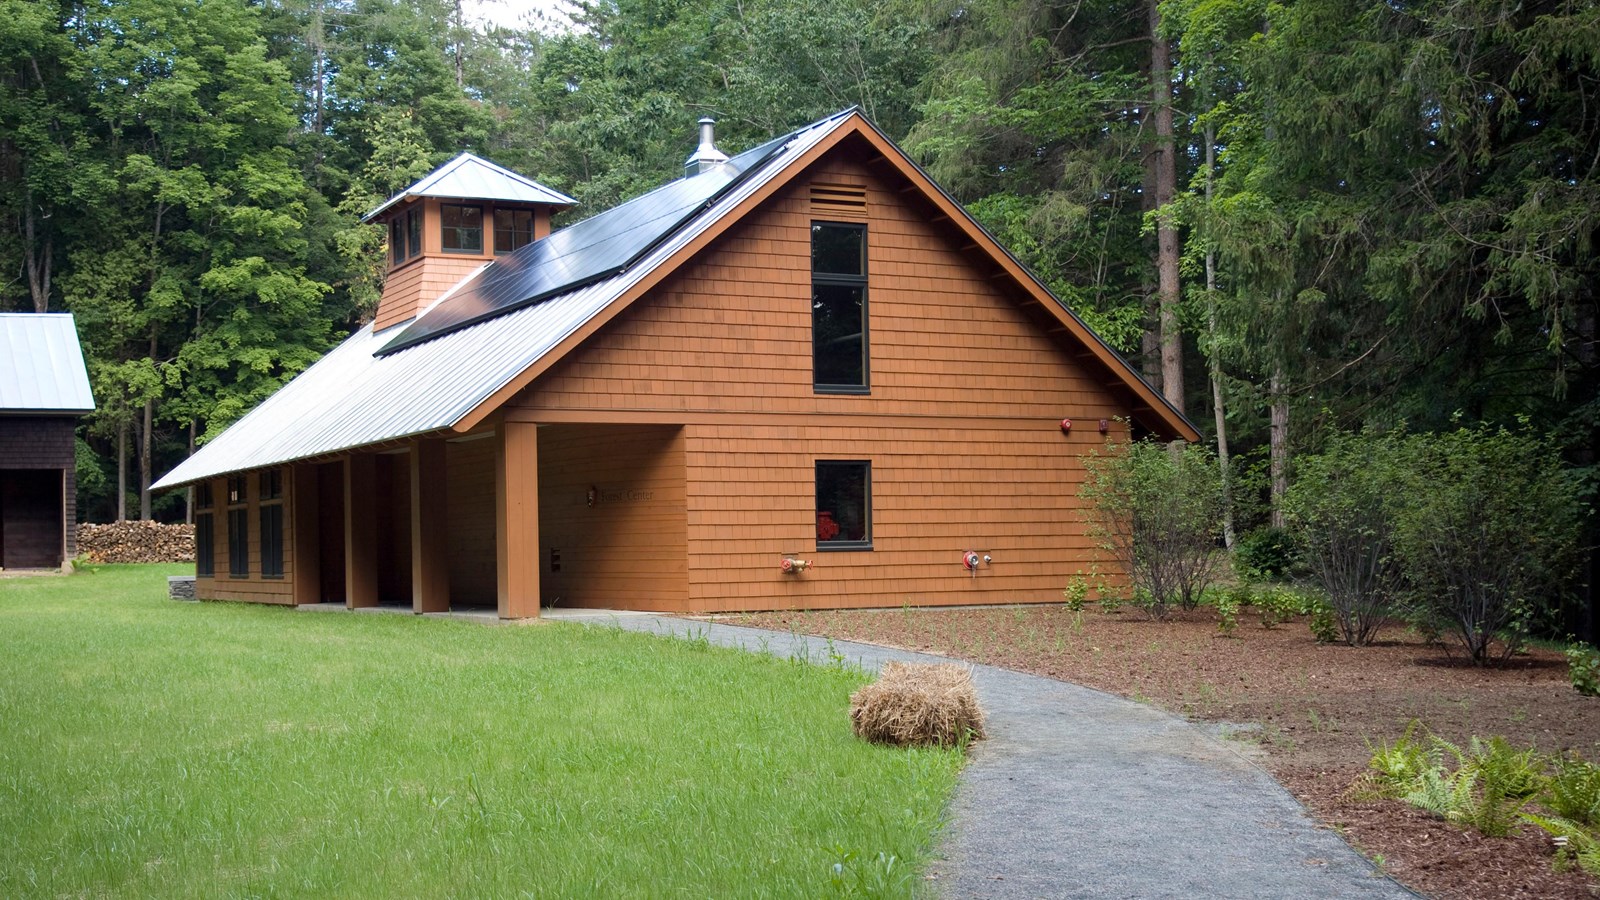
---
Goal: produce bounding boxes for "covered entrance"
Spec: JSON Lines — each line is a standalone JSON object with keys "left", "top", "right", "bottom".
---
{"left": 0, "top": 470, "right": 64, "bottom": 569}
{"left": 536, "top": 423, "right": 687, "bottom": 610}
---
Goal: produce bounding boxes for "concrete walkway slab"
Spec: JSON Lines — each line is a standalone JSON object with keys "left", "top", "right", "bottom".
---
{"left": 566, "top": 612, "right": 1417, "bottom": 900}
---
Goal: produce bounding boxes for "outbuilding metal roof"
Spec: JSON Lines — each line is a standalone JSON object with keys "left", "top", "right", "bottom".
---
{"left": 0, "top": 313, "right": 95, "bottom": 415}
{"left": 152, "top": 113, "right": 850, "bottom": 490}
{"left": 362, "top": 152, "right": 577, "bottom": 223}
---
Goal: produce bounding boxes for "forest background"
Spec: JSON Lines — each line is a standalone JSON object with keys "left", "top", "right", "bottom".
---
{"left": 2, "top": 0, "right": 1596, "bottom": 632}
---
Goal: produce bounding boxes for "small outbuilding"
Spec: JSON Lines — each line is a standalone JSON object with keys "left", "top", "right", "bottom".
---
{"left": 0, "top": 313, "right": 95, "bottom": 570}
{"left": 153, "top": 110, "right": 1196, "bottom": 616}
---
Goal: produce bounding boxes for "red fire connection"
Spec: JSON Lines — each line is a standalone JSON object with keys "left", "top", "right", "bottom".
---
{"left": 781, "top": 557, "right": 813, "bottom": 574}
{"left": 1060, "top": 418, "right": 1072, "bottom": 434}
{"left": 963, "top": 550, "right": 981, "bottom": 571}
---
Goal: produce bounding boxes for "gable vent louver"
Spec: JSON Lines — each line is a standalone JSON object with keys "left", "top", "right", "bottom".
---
{"left": 811, "top": 183, "right": 867, "bottom": 217}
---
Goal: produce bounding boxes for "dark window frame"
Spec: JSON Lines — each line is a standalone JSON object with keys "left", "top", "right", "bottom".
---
{"left": 390, "top": 207, "right": 425, "bottom": 268}
{"left": 198, "top": 477, "right": 217, "bottom": 573}
{"left": 196, "top": 511, "right": 214, "bottom": 577}
{"left": 494, "top": 207, "right": 536, "bottom": 255}
{"left": 258, "top": 468, "right": 284, "bottom": 579}
{"left": 815, "top": 460, "right": 872, "bottom": 551}
{"left": 227, "top": 475, "right": 249, "bottom": 578}
{"left": 441, "top": 203, "right": 484, "bottom": 254}
{"left": 811, "top": 221, "right": 869, "bottom": 394}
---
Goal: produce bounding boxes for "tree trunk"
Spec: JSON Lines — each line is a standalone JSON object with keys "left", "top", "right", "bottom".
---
{"left": 139, "top": 398, "right": 153, "bottom": 520}
{"left": 1148, "top": 0, "right": 1183, "bottom": 415}
{"left": 116, "top": 421, "right": 127, "bottom": 522}
{"left": 1269, "top": 363, "right": 1289, "bottom": 529}
{"left": 22, "top": 188, "right": 52, "bottom": 313}
{"left": 1203, "top": 122, "right": 1234, "bottom": 549}
{"left": 185, "top": 421, "right": 196, "bottom": 525}
{"left": 452, "top": 0, "right": 465, "bottom": 88}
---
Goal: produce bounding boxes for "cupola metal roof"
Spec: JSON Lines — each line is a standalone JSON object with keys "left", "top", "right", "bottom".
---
{"left": 362, "top": 152, "right": 577, "bottom": 223}
{"left": 0, "top": 313, "right": 96, "bottom": 415}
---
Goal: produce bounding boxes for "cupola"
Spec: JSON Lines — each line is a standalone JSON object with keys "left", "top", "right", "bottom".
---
{"left": 362, "top": 153, "right": 576, "bottom": 332}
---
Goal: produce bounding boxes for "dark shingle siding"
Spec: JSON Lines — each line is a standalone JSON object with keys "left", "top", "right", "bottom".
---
{"left": 0, "top": 417, "right": 75, "bottom": 469}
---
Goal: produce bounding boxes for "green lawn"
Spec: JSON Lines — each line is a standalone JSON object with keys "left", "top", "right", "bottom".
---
{"left": 0, "top": 565, "right": 960, "bottom": 898}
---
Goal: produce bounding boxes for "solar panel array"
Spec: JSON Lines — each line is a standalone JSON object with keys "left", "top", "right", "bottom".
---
{"left": 378, "top": 133, "right": 794, "bottom": 355}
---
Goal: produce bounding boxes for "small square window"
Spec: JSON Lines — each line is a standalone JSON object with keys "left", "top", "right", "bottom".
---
{"left": 259, "top": 468, "right": 282, "bottom": 501}
{"left": 195, "top": 481, "right": 213, "bottom": 510}
{"left": 495, "top": 208, "right": 536, "bottom": 254}
{"left": 442, "top": 204, "right": 483, "bottom": 253}
{"left": 816, "top": 461, "right": 871, "bottom": 550}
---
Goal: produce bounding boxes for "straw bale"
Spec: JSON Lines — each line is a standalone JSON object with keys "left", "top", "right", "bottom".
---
{"left": 849, "top": 661, "right": 986, "bottom": 748}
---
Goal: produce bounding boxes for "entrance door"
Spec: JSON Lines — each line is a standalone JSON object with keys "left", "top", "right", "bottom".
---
{"left": 0, "top": 470, "right": 64, "bottom": 568}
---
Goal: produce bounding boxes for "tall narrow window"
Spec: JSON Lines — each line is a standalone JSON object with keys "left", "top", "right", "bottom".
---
{"left": 494, "top": 208, "right": 536, "bottom": 254}
{"left": 390, "top": 219, "right": 406, "bottom": 266}
{"left": 227, "top": 475, "right": 249, "bottom": 578}
{"left": 195, "top": 481, "right": 214, "bottom": 577}
{"left": 406, "top": 207, "right": 423, "bottom": 258}
{"left": 259, "top": 469, "right": 284, "bottom": 579}
{"left": 812, "top": 222, "right": 868, "bottom": 392}
{"left": 441, "top": 204, "right": 483, "bottom": 253}
{"left": 815, "top": 461, "right": 871, "bottom": 550}
{"left": 391, "top": 207, "right": 424, "bottom": 267}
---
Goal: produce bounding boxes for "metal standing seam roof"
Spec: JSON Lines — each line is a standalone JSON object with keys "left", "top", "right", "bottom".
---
{"left": 0, "top": 313, "right": 95, "bottom": 415}
{"left": 362, "top": 152, "right": 577, "bottom": 223}
{"left": 151, "top": 113, "right": 851, "bottom": 490}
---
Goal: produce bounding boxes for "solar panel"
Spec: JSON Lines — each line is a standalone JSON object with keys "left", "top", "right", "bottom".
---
{"left": 377, "top": 132, "right": 796, "bottom": 356}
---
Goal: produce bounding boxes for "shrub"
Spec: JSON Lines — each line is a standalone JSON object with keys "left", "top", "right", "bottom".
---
{"left": 1569, "top": 644, "right": 1600, "bottom": 698}
{"left": 1255, "top": 585, "right": 1302, "bottom": 629}
{"left": 1281, "top": 430, "right": 1402, "bottom": 646}
{"left": 1082, "top": 440, "right": 1226, "bottom": 620}
{"left": 1307, "top": 600, "right": 1340, "bottom": 644}
{"left": 1389, "top": 424, "right": 1586, "bottom": 665}
{"left": 1213, "top": 590, "right": 1240, "bottom": 636}
{"left": 1233, "top": 526, "right": 1298, "bottom": 580}
{"left": 1061, "top": 576, "right": 1090, "bottom": 612}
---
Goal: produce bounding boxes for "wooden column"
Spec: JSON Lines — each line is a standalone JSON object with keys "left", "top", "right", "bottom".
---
{"left": 344, "top": 454, "right": 378, "bottom": 609}
{"left": 290, "top": 464, "right": 321, "bottom": 605}
{"left": 411, "top": 438, "right": 449, "bottom": 613}
{"left": 496, "top": 422, "right": 540, "bottom": 619}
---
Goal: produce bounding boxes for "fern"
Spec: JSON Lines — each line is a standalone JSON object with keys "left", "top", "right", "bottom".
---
{"left": 1405, "top": 766, "right": 1478, "bottom": 822}
{"left": 1544, "top": 754, "right": 1600, "bottom": 826}
{"left": 1468, "top": 736, "right": 1547, "bottom": 801}
{"left": 1521, "top": 814, "right": 1600, "bottom": 877}
{"left": 1364, "top": 720, "right": 1438, "bottom": 796}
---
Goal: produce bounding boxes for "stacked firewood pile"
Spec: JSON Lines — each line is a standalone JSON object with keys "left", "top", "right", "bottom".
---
{"left": 77, "top": 521, "right": 196, "bottom": 563}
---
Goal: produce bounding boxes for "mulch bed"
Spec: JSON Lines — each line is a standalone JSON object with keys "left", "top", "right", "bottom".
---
{"left": 731, "top": 603, "right": 1600, "bottom": 899}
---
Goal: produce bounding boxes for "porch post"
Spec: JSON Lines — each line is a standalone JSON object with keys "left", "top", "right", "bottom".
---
{"left": 290, "top": 464, "right": 321, "bottom": 605}
{"left": 344, "top": 453, "right": 378, "bottom": 608}
{"left": 496, "top": 422, "right": 540, "bottom": 618}
{"left": 411, "top": 438, "right": 449, "bottom": 613}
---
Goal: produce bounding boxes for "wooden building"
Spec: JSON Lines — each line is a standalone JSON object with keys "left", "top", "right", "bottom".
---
{"left": 0, "top": 314, "right": 95, "bottom": 570}
{"left": 152, "top": 111, "right": 1196, "bottom": 617}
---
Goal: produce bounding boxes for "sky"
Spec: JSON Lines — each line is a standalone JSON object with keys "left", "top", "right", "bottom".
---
{"left": 461, "top": 0, "right": 577, "bottom": 34}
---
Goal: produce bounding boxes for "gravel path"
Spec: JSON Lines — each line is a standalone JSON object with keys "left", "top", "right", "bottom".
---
{"left": 544, "top": 610, "right": 1418, "bottom": 899}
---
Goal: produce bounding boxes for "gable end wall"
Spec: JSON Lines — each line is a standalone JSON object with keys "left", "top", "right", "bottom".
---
{"left": 510, "top": 148, "right": 1132, "bottom": 611}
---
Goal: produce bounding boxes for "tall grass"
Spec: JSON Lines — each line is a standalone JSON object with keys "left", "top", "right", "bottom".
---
{"left": 0, "top": 566, "right": 960, "bottom": 898}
